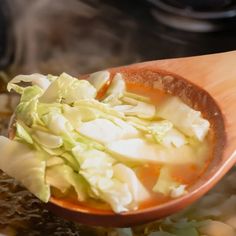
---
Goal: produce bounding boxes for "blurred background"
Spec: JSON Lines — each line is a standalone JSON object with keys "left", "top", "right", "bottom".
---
{"left": 0, "top": 1, "right": 236, "bottom": 235}
{"left": 0, "top": 0, "right": 236, "bottom": 77}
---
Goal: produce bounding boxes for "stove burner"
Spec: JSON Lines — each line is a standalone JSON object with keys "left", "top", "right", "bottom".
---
{"left": 148, "top": 0, "right": 236, "bottom": 32}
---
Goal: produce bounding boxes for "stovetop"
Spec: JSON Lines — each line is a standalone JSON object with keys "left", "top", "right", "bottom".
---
{"left": 108, "top": 0, "right": 236, "bottom": 59}
{"left": 0, "top": 0, "right": 235, "bottom": 73}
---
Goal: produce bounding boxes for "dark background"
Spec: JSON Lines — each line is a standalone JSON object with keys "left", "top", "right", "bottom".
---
{"left": 0, "top": 0, "right": 236, "bottom": 75}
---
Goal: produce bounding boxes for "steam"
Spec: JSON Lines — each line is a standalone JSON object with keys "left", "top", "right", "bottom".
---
{"left": 7, "top": 0, "right": 139, "bottom": 76}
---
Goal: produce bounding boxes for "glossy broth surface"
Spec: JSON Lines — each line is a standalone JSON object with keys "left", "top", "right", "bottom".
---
{"left": 59, "top": 81, "right": 213, "bottom": 212}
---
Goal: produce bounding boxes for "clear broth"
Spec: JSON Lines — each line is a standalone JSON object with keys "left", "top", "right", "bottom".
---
{"left": 59, "top": 81, "right": 213, "bottom": 212}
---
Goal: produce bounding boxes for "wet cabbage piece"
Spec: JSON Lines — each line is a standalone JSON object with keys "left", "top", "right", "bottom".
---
{"left": 0, "top": 85, "right": 235, "bottom": 236}
{"left": 0, "top": 72, "right": 211, "bottom": 214}
{"left": 0, "top": 96, "right": 99, "bottom": 235}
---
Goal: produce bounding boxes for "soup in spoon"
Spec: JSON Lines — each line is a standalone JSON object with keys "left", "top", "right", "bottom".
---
{"left": 0, "top": 71, "right": 211, "bottom": 213}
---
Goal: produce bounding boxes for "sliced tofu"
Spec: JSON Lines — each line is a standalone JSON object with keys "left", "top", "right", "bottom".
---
{"left": 107, "top": 138, "right": 200, "bottom": 165}
{"left": 77, "top": 118, "right": 139, "bottom": 144}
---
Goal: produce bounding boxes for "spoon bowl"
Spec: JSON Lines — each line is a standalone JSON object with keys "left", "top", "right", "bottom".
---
{"left": 10, "top": 51, "right": 236, "bottom": 227}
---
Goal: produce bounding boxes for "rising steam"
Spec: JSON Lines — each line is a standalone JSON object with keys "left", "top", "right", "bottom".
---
{"left": 7, "top": 0, "right": 139, "bottom": 76}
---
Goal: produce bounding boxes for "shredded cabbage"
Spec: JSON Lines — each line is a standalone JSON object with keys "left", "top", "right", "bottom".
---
{"left": 7, "top": 73, "right": 50, "bottom": 92}
{"left": 88, "top": 70, "right": 110, "bottom": 92}
{"left": 106, "top": 73, "right": 126, "bottom": 97}
{"left": 0, "top": 72, "right": 210, "bottom": 214}
{"left": 157, "top": 97, "right": 210, "bottom": 141}
{"left": 72, "top": 145, "right": 135, "bottom": 212}
{"left": 0, "top": 136, "right": 50, "bottom": 202}
{"left": 15, "top": 122, "right": 33, "bottom": 144}
{"left": 153, "top": 167, "right": 186, "bottom": 197}
{"left": 39, "top": 73, "right": 97, "bottom": 103}
{"left": 46, "top": 164, "right": 88, "bottom": 201}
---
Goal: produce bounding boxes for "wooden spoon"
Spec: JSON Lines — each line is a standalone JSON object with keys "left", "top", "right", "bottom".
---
{"left": 22, "top": 51, "right": 236, "bottom": 227}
